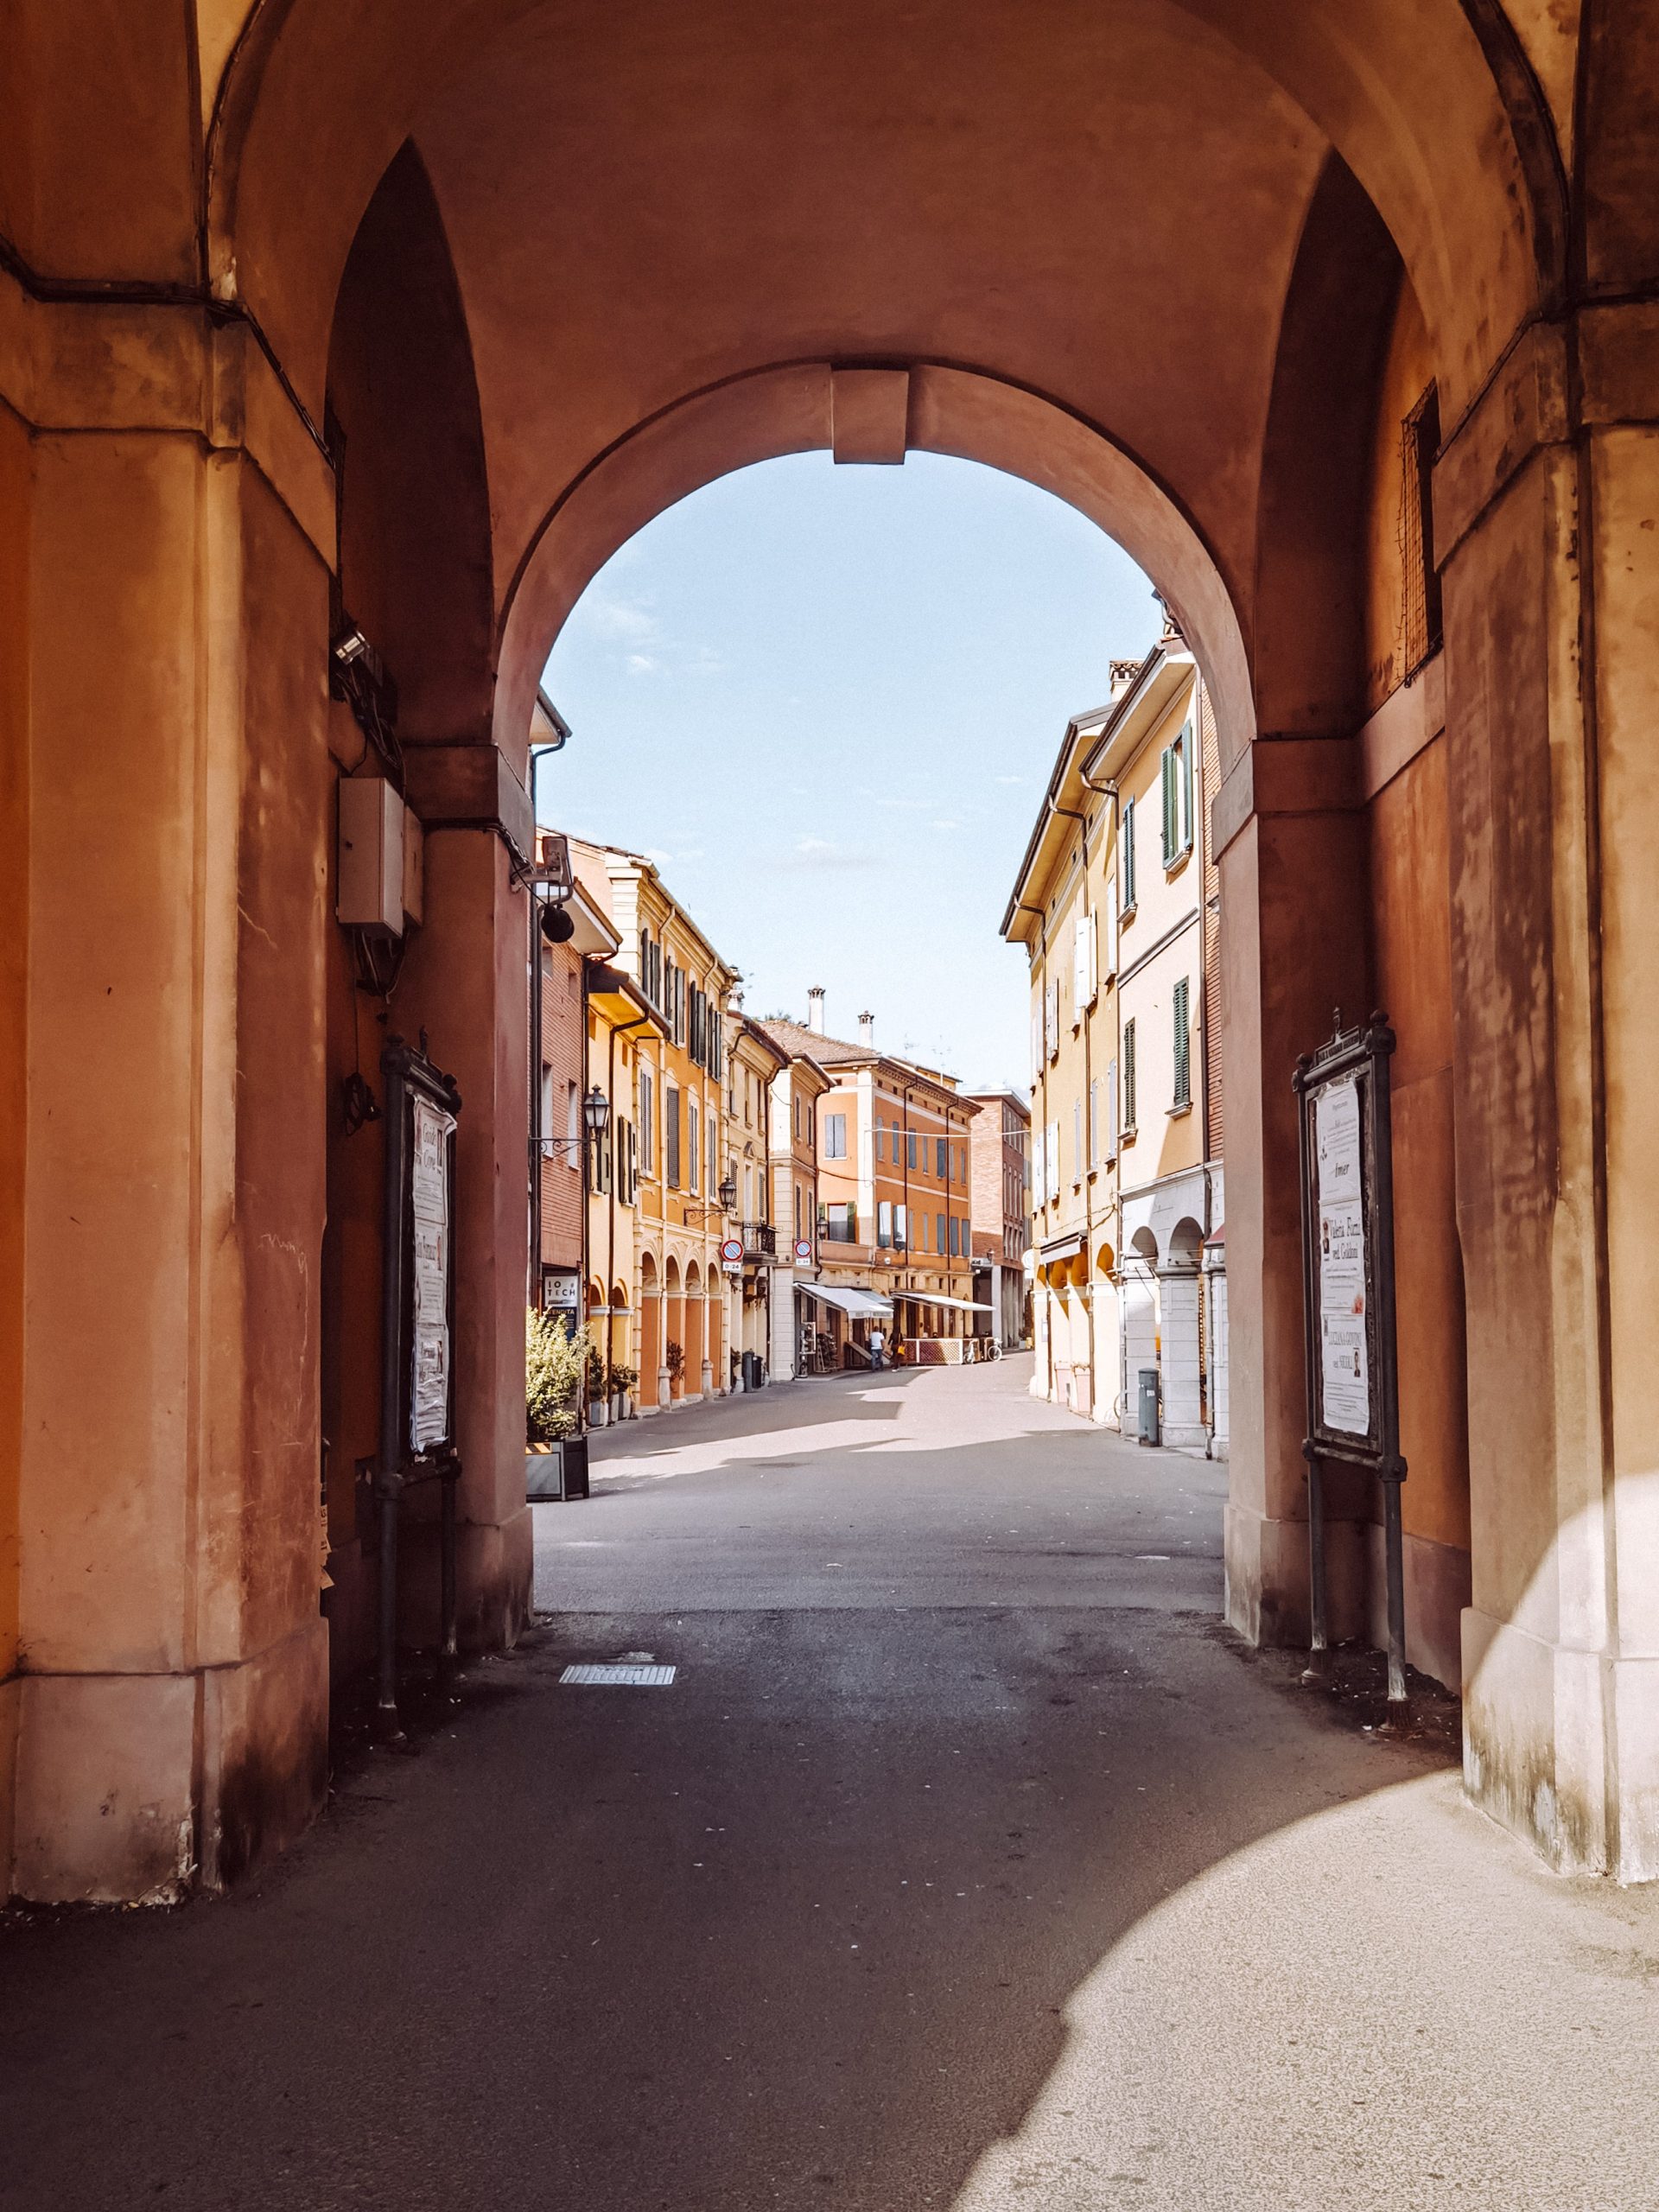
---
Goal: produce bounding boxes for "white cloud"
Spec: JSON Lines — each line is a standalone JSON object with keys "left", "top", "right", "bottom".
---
{"left": 776, "top": 835, "right": 878, "bottom": 874}
{"left": 994, "top": 774, "right": 1026, "bottom": 785}
{"left": 586, "top": 594, "right": 658, "bottom": 643}
{"left": 626, "top": 652, "right": 658, "bottom": 675}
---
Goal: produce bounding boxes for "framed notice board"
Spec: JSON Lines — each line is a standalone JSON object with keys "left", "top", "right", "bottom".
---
{"left": 1294, "top": 1013, "right": 1408, "bottom": 1704}
{"left": 376, "top": 1036, "right": 463, "bottom": 1734}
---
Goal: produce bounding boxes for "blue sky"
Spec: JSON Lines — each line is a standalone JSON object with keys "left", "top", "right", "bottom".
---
{"left": 538, "top": 452, "right": 1159, "bottom": 1091}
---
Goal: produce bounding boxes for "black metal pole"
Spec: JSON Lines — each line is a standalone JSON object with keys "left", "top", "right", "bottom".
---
{"left": 376, "top": 1050, "right": 410, "bottom": 1739}
{"left": 1294, "top": 1059, "right": 1327, "bottom": 1671}
{"left": 1369, "top": 1014, "right": 1408, "bottom": 1710}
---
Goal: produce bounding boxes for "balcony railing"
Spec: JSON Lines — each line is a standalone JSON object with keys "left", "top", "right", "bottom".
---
{"left": 741, "top": 1221, "right": 777, "bottom": 1259}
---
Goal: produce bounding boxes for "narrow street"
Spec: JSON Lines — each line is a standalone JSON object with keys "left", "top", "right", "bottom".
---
{"left": 3, "top": 1359, "right": 1656, "bottom": 2210}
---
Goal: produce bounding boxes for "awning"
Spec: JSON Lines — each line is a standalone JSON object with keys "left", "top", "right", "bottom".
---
{"left": 798, "top": 1282, "right": 893, "bottom": 1320}
{"left": 1039, "top": 1230, "right": 1084, "bottom": 1262}
{"left": 911, "top": 1292, "right": 995, "bottom": 1314}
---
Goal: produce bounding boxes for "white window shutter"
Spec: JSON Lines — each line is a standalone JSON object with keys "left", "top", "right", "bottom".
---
{"left": 1107, "top": 1058, "right": 1119, "bottom": 1160}
{"left": 1103, "top": 879, "right": 1119, "bottom": 982}
{"left": 1072, "top": 918, "right": 1088, "bottom": 1011}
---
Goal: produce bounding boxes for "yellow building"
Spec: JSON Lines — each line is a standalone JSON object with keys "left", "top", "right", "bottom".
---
{"left": 723, "top": 1014, "right": 788, "bottom": 1387}
{"left": 574, "top": 843, "right": 739, "bottom": 1414}
{"left": 1004, "top": 622, "right": 1224, "bottom": 1446}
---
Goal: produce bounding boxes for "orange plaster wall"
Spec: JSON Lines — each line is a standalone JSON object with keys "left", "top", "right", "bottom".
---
{"left": 1368, "top": 737, "right": 1471, "bottom": 1555}
{"left": 0, "top": 404, "right": 28, "bottom": 1688}
{"left": 1362, "top": 280, "right": 1437, "bottom": 716}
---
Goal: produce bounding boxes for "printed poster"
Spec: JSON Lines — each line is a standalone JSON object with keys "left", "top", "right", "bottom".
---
{"left": 410, "top": 1094, "right": 456, "bottom": 1451}
{"left": 1314, "top": 1078, "right": 1370, "bottom": 1437}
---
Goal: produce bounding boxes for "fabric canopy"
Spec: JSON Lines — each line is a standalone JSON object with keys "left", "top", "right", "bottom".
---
{"left": 798, "top": 1282, "right": 893, "bottom": 1320}
{"left": 900, "top": 1291, "right": 995, "bottom": 1314}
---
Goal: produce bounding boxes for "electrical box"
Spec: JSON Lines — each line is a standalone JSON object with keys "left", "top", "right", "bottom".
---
{"left": 337, "top": 777, "right": 405, "bottom": 935}
{"left": 402, "top": 804, "right": 424, "bottom": 928}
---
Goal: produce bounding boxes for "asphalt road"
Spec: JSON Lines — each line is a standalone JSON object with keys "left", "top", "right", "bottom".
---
{"left": 3, "top": 1358, "right": 1657, "bottom": 2211}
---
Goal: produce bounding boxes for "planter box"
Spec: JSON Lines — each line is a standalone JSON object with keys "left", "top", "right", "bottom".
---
{"left": 526, "top": 1435, "right": 590, "bottom": 1502}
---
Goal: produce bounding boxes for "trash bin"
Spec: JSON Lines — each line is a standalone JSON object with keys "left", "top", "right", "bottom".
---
{"left": 742, "top": 1350, "right": 766, "bottom": 1393}
{"left": 1138, "top": 1368, "right": 1161, "bottom": 1446}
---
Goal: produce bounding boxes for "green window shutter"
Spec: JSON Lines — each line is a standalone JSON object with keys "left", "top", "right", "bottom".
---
{"left": 1181, "top": 725, "right": 1195, "bottom": 853}
{"left": 1161, "top": 747, "right": 1177, "bottom": 863}
{"left": 1122, "top": 798, "right": 1135, "bottom": 909}
{"left": 1173, "top": 976, "right": 1191, "bottom": 1105}
{"left": 1123, "top": 1020, "right": 1137, "bottom": 1129}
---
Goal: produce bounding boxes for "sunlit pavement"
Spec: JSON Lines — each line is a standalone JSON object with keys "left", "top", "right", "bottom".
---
{"left": 3, "top": 1357, "right": 1656, "bottom": 2210}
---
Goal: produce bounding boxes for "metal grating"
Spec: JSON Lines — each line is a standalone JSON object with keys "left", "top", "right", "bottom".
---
{"left": 560, "top": 1662, "right": 676, "bottom": 1688}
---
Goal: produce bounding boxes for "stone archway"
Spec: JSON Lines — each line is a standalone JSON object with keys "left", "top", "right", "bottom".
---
{"left": 5, "top": 0, "right": 1657, "bottom": 1896}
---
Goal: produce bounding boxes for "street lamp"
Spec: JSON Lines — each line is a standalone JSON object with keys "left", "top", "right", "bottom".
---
{"left": 582, "top": 1085, "right": 612, "bottom": 1141}
{"left": 717, "top": 1175, "right": 738, "bottom": 1213}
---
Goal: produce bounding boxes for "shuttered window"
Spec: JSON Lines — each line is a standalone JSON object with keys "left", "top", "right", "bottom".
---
{"left": 1121, "top": 798, "right": 1137, "bottom": 912}
{"left": 1106, "top": 1059, "right": 1118, "bottom": 1160}
{"left": 1072, "top": 1099, "right": 1083, "bottom": 1185}
{"left": 665, "top": 1084, "right": 681, "bottom": 1187}
{"left": 1122, "top": 1021, "right": 1137, "bottom": 1132}
{"left": 689, "top": 1100, "right": 700, "bottom": 1191}
{"left": 823, "top": 1112, "right": 847, "bottom": 1160}
{"left": 1173, "top": 976, "right": 1192, "bottom": 1107}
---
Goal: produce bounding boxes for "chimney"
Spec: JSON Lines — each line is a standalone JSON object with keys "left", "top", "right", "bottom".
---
{"left": 858, "top": 1010, "right": 875, "bottom": 1049}
{"left": 807, "top": 987, "right": 826, "bottom": 1034}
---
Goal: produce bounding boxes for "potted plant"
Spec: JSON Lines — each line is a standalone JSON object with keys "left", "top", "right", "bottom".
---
{"left": 665, "top": 1338, "right": 685, "bottom": 1399}
{"left": 526, "top": 1312, "right": 592, "bottom": 1500}
{"left": 586, "top": 1339, "right": 609, "bottom": 1426}
{"left": 610, "top": 1363, "right": 640, "bottom": 1421}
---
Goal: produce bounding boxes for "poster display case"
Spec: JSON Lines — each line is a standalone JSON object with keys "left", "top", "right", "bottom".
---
{"left": 1294, "top": 1013, "right": 1408, "bottom": 1707}
{"left": 376, "top": 1036, "right": 463, "bottom": 1736}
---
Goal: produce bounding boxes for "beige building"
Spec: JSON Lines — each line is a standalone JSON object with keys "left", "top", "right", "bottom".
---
{"left": 1004, "top": 627, "right": 1224, "bottom": 1448}
{"left": 723, "top": 1014, "right": 787, "bottom": 1387}
{"left": 573, "top": 843, "right": 738, "bottom": 1414}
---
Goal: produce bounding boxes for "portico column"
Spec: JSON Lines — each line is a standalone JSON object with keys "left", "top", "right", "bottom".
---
{"left": 1215, "top": 739, "right": 1370, "bottom": 1644}
{"left": 392, "top": 819, "right": 534, "bottom": 1654}
{"left": 4, "top": 290, "right": 335, "bottom": 1900}
{"left": 1441, "top": 315, "right": 1659, "bottom": 1878}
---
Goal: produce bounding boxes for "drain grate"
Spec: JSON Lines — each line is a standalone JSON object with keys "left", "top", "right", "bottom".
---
{"left": 560, "top": 1662, "right": 676, "bottom": 1688}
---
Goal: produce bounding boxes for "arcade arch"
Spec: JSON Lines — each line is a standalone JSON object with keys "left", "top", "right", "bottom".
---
{"left": 2, "top": 0, "right": 1656, "bottom": 1900}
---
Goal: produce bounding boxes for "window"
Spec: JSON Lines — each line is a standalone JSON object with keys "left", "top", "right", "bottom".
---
{"left": 950, "top": 1215, "right": 961, "bottom": 1258}
{"left": 874, "top": 1116, "right": 884, "bottom": 1163}
{"left": 1072, "top": 1099, "right": 1083, "bottom": 1186}
{"left": 824, "top": 1111, "right": 847, "bottom": 1160}
{"left": 1173, "top": 976, "right": 1192, "bottom": 1108}
{"left": 877, "top": 1200, "right": 893, "bottom": 1249}
{"left": 824, "top": 1201, "right": 856, "bottom": 1243}
{"left": 794, "top": 1184, "right": 803, "bottom": 1242}
{"left": 906, "top": 1130, "right": 918, "bottom": 1172}
{"left": 1088, "top": 1077, "right": 1099, "bottom": 1169}
{"left": 689, "top": 1100, "right": 700, "bottom": 1192}
{"left": 567, "top": 1078, "right": 581, "bottom": 1169}
{"left": 639, "top": 1069, "right": 654, "bottom": 1173}
{"left": 1122, "top": 1020, "right": 1137, "bottom": 1133}
{"left": 935, "top": 1211, "right": 946, "bottom": 1255}
{"left": 1106, "top": 1058, "right": 1119, "bottom": 1160}
{"left": 1121, "top": 797, "right": 1137, "bottom": 912}
{"left": 539, "top": 1062, "right": 554, "bottom": 1140}
{"left": 1073, "top": 912, "right": 1096, "bottom": 1014}
{"left": 665, "top": 1084, "right": 681, "bottom": 1187}
{"left": 894, "top": 1204, "right": 909, "bottom": 1250}
{"left": 1402, "top": 383, "right": 1444, "bottom": 673}
{"left": 709, "top": 1113, "right": 718, "bottom": 1194}
{"left": 1161, "top": 725, "right": 1194, "bottom": 865}
{"left": 936, "top": 1136, "right": 947, "bottom": 1178}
